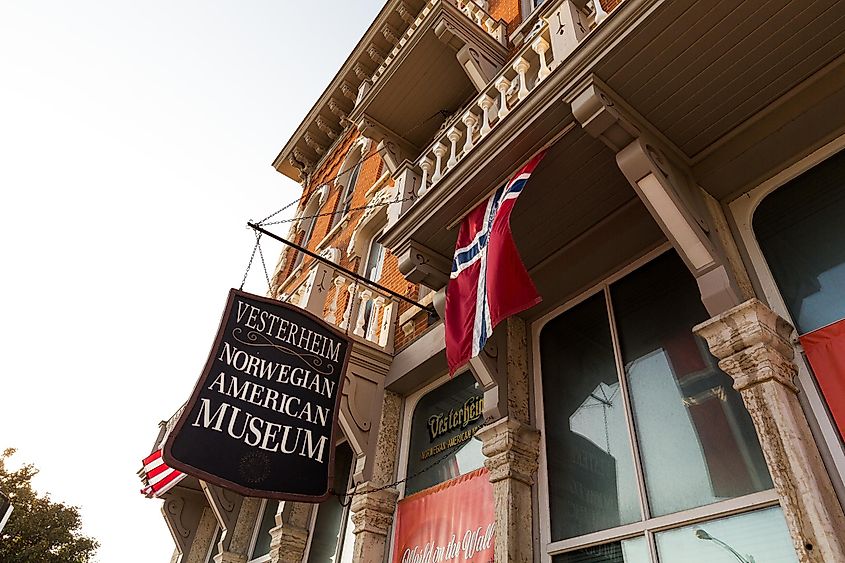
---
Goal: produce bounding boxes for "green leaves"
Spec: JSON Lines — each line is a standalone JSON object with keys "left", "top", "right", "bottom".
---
{"left": 0, "top": 448, "right": 99, "bottom": 563}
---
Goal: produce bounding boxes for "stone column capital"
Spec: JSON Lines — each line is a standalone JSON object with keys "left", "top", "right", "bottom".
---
{"left": 477, "top": 417, "right": 540, "bottom": 485}
{"left": 350, "top": 485, "right": 400, "bottom": 537}
{"left": 694, "top": 298, "right": 798, "bottom": 392}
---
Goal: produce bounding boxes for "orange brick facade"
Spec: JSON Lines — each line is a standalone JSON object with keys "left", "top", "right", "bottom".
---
{"left": 270, "top": 131, "right": 431, "bottom": 351}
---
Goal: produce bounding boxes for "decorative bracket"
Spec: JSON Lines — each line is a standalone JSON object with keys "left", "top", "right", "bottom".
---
{"left": 396, "top": 239, "right": 452, "bottom": 290}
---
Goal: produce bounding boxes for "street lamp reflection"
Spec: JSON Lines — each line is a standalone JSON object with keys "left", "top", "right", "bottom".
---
{"left": 695, "top": 528, "right": 756, "bottom": 563}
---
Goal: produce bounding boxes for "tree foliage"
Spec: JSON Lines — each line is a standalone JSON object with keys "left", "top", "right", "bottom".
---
{"left": 0, "top": 448, "right": 99, "bottom": 563}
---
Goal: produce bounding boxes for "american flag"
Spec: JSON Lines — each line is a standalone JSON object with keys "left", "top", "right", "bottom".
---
{"left": 445, "top": 151, "right": 545, "bottom": 374}
{"left": 139, "top": 448, "right": 186, "bottom": 498}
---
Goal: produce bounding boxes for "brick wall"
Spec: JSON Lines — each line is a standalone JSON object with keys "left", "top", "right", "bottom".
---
{"left": 270, "top": 127, "right": 434, "bottom": 352}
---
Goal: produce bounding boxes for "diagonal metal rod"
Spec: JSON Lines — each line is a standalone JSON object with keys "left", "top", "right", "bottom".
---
{"left": 247, "top": 222, "right": 437, "bottom": 314}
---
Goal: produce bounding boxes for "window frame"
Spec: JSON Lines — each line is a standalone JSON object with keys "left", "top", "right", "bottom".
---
{"left": 729, "top": 134, "right": 845, "bottom": 495}
{"left": 204, "top": 524, "right": 222, "bottom": 563}
{"left": 246, "top": 499, "right": 275, "bottom": 563}
{"left": 301, "top": 439, "right": 357, "bottom": 563}
{"left": 531, "top": 244, "right": 780, "bottom": 562}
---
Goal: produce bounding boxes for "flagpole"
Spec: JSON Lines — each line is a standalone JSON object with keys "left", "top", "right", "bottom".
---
{"left": 247, "top": 222, "right": 437, "bottom": 314}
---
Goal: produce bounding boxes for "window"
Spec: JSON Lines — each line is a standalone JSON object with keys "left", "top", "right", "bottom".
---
{"left": 248, "top": 499, "right": 279, "bottom": 563}
{"left": 753, "top": 150, "right": 845, "bottom": 336}
{"left": 305, "top": 442, "right": 356, "bottom": 563}
{"left": 404, "top": 372, "right": 486, "bottom": 496}
{"left": 332, "top": 160, "right": 362, "bottom": 231}
{"left": 753, "top": 149, "right": 845, "bottom": 449}
{"left": 292, "top": 211, "right": 318, "bottom": 271}
{"left": 538, "top": 250, "right": 793, "bottom": 561}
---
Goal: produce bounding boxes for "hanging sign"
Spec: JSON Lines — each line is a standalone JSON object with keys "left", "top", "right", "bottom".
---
{"left": 392, "top": 468, "right": 495, "bottom": 563}
{"left": 164, "top": 289, "right": 351, "bottom": 501}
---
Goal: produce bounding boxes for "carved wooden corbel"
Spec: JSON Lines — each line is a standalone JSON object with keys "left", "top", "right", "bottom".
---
{"left": 201, "top": 482, "right": 243, "bottom": 552}
{"left": 396, "top": 240, "right": 452, "bottom": 290}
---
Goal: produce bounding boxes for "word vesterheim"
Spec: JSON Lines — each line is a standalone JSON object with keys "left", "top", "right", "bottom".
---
{"left": 236, "top": 300, "right": 342, "bottom": 363}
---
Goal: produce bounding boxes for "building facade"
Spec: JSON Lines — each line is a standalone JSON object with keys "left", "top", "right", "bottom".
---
{"left": 147, "top": 0, "right": 845, "bottom": 561}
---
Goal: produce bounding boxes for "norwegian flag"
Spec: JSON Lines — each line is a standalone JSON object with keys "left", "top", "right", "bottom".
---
{"left": 445, "top": 152, "right": 545, "bottom": 374}
{"left": 139, "top": 449, "right": 186, "bottom": 498}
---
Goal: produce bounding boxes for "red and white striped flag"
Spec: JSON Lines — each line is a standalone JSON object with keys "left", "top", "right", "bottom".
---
{"left": 139, "top": 448, "right": 186, "bottom": 498}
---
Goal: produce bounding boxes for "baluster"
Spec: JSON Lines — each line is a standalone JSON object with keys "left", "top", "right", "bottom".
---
{"left": 353, "top": 289, "right": 373, "bottom": 337}
{"left": 593, "top": 0, "right": 609, "bottom": 23}
{"left": 367, "top": 296, "right": 385, "bottom": 342}
{"left": 325, "top": 276, "right": 346, "bottom": 323}
{"left": 446, "top": 127, "right": 462, "bottom": 169}
{"left": 532, "top": 36, "right": 551, "bottom": 82}
{"left": 340, "top": 282, "right": 357, "bottom": 330}
{"left": 462, "top": 112, "right": 478, "bottom": 154}
{"left": 431, "top": 142, "right": 448, "bottom": 184}
{"left": 378, "top": 301, "right": 394, "bottom": 347}
{"left": 478, "top": 94, "right": 495, "bottom": 136}
{"left": 494, "top": 76, "right": 512, "bottom": 120}
{"left": 512, "top": 57, "right": 531, "bottom": 101}
{"left": 419, "top": 156, "right": 434, "bottom": 196}
{"left": 484, "top": 17, "right": 496, "bottom": 36}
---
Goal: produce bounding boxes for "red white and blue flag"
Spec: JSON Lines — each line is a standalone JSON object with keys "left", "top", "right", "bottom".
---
{"left": 139, "top": 448, "right": 186, "bottom": 498}
{"left": 445, "top": 152, "right": 545, "bottom": 374}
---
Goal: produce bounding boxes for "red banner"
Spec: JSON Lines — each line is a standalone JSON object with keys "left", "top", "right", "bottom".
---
{"left": 800, "top": 318, "right": 845, "bottom": 442}
{"left": 392, "top": 468, "right": 495, "bottom": 563}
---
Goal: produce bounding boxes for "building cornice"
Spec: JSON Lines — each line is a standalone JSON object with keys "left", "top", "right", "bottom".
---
{"left": 272, "top": 0, "right": 425, "bottom": 182}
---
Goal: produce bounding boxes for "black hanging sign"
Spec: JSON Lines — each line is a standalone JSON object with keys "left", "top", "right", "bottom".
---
{"left": 163, "top": 289, "right": 351, "bottom": 501}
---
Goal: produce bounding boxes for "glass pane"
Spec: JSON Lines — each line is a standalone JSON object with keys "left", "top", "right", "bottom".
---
{"left": 540, "top": 293, "right": 640, "bottom": 541}
{"left": 655, "top": 506, "right": 798, "bottom": 562}
{"left": 307, "top": 442, "right": 354, "bottom": 563}
{"left": 754, "top": 150, "right": 845, "bottom": 334}
{"left": 251, "top": 500, "right": 279, "bottom": 558}
{"left": 553, "top": 537, "right": 649, "bottom": 563}
{"left": 611, "top": 252, "right": 772, "bottom": 517}
{"left": 405, "top": 372, "right": 486, "bottom": 495}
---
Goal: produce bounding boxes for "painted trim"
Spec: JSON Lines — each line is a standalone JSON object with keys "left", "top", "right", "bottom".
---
{"left": 729, "top": 132, "right": 845, "bottom": 498}
{"left": 246, "top": 499, "right": 272, "bottom": 563}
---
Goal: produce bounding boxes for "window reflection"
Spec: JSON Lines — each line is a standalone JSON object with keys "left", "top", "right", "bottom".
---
{"left": 541, "top": 293, "right": 640, "bottom": 541}
{"left": 655, "top": 507, "right": 798, "bottom": 562}
{"left": 754, "top": 151, "right": 845, "bottom": 334}
{"left": 553, "top": 537, "right": 649, "bottom": 563}
{"left": 611, "top": 252, "right": 771, "bottom": 516}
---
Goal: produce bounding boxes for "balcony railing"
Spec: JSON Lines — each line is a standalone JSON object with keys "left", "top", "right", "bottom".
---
{"left": 390, "top": 0, "right": 607, "bottom": 216}
{"left": 284, "top": 268, "right": 398, "bottom": 354}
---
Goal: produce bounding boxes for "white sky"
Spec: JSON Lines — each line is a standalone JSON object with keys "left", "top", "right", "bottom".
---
{"left": 0, "top": 1, "right": 382, "bottom": 561}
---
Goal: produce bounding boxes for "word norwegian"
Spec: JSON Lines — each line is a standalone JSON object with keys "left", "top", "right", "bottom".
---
{"left": 164, "top": 289, "right": 350, "bottom": 501}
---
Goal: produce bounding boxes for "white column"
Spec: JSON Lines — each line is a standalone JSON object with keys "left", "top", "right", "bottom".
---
{"left": 340, "top": 282, "right": 357, "bottom": 330}
{"left": 494, "top": 76, "right": 511, "bottom": 120}
{"left": 512, "top": 57, "right": 530, "bottom": 101}
{"left": 325, "top": 275, "right": 346, "bottom": 324}
{"left": 446, "top": 126, "right": 462, "bottom": 169}
{"left": 478, "top": 93, "right": 495, "bottom": 136}
{"left": 431, "top": 142, "right": 448, "bottom": 184}
{"left": 419, "top": 156, "right": 433, "bottom": 197}
{"left": 532, "top": 36, "right": 551, "bottom": 83}
{"left": 366, "top": 296, "right": 385, "bottom": 342}
{"left": 353, "top": 289, "right": 373, "bottom": 337}
{"left": 462, "top": 112, "right": 478, "bottom": 154}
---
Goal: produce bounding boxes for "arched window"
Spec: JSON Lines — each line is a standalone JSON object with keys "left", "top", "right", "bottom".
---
{"left": 332, "top": 140, "right": 369, "bottom": 231}
{"left": 290, "top": 185, "right": 328, "bottom": 272}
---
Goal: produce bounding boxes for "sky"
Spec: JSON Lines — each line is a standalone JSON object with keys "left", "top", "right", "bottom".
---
{"left": 0, "top": 1, "right": 382, "bottom": 561}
